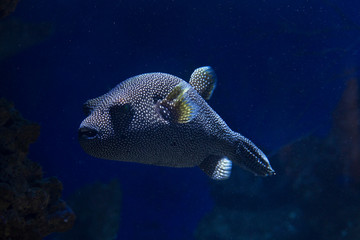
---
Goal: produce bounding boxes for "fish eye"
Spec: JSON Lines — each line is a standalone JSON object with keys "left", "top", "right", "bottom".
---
{"left": 109, "top": 103, "right": 132, "bottom": 120}
{"left": 110, "top": 103, "right": 131, "bottom": 115}
{"left": 123, "top": 104, "right": 130, "bottom": 113}
{"left": 83, "top": 104, "right": 92, "bottom": 116}
{"left": 109, "top": 103, "right": 133, "bottom": 130}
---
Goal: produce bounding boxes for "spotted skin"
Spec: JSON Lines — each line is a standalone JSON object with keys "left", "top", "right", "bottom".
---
{"left": 78, "top": 67, "right": 275, "bottom": 179}
{"left": 189, "top": 66, "right": 217, "bottom": 100}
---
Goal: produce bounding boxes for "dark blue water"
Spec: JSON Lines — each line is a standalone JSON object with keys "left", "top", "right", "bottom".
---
{"left": 1, "top": 0, "right": 359, "bottom": 239}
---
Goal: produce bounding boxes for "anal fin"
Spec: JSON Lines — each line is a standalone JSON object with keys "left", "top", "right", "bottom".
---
{"left": 199, "top": 155, "right": 232, "bottom": 180}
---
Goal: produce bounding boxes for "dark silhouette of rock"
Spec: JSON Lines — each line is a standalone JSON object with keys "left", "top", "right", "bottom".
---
{"left": 0, "top": 98, "right": 75, "bottom": 240}
{"left": 56, "top": 180, "right": 122, "bottom": 240}
{"left": 332, "top": 77, "right": 360, "bottom": 186}
{"left": 195, "top": 78, "right": 360, "bottom": 240}
{"left": 0, "top": 0, "right": 19, "bottom": 18}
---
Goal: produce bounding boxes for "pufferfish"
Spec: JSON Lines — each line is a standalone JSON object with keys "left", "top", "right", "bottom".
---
{"left": 78, "top": 66, "right": 275, "bottom": 180}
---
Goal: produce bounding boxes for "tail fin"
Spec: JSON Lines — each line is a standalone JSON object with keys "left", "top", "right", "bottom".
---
{"left": 235, "top": 135, "right": 275, "bottom": 176}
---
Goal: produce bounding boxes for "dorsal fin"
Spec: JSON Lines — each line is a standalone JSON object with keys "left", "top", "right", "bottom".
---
{"left": 189, "top": 66, "right": 217, "bottom": 100}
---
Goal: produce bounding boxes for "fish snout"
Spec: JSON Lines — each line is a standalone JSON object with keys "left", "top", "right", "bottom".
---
{"left": 78, "top": 126, "right": 98, "bottom": 140}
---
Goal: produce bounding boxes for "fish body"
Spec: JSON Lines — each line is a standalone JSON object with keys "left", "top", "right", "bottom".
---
{"left": 78, "top": 67, "right": 275, "bottom": 180}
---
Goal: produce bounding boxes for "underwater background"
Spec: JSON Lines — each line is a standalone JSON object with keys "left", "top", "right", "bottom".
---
{"left": 0, "top": 0, "right": 359, "bottom": 239}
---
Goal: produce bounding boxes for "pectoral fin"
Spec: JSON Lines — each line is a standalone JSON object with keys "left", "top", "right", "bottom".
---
{"left": 199, "top": 155, "right": 232, "bottom": 180}
{"left": 156, "top": 82, "right": 198, "bottom": 123}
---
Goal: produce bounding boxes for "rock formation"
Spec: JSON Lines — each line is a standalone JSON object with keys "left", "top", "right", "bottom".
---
{"left": 195, "top": 78, "right": 360, "bottom": 240}
{"left": 0, "top": 0, "right": 19, "bottom": 18}
{"left": 0, "top": 98, "right": 75, "bottom": 240}
{"left": 56, "top": 180, "right": 122, "bottom": 240}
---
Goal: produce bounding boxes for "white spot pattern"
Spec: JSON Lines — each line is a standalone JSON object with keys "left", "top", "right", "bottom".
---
{"left": 78, "top": 68, "right": 275, "bottom": 178}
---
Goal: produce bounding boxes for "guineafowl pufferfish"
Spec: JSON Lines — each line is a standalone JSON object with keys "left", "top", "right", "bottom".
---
{"left": 78, "top": 66, "right": 275, "bottom": 180}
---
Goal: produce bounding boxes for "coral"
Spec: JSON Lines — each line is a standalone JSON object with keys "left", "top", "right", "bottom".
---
{"left": 0, "top": 98, "right": 75, "bottom": 240}
{"left": 195, "top": 78, "right": 360, "bottom": 240}
{"left": 0, "top": 0, "right": 19, "bottom": 18}
{"left": 56, "top": 180, "right": 122, "bottom": 240}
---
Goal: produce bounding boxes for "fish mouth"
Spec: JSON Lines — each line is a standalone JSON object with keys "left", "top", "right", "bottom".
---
{"left": 78, "top": 126, "right": 98, "bottom": 140}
